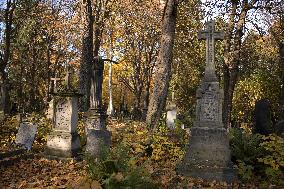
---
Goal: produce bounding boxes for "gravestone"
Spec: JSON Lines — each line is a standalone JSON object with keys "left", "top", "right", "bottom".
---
{"left": 15, "top": 119, "right": 38, "bottom": 150}
{"left": 254, "top": 99, "right": 273, "bottom": 135}
{"left": 275, "top": 120, "right": 284, "bottom": 137}
{"left": 85, "top": 57, "right": 111, "bottom": 157}
{"left": 45, "top": 70, "right": 82, "bottom": 159}
{"left": 177, "top": 20, "right": 236, "bottom": 182}
{"left": 166, "top": 102, "right": 177, "bottom": 129}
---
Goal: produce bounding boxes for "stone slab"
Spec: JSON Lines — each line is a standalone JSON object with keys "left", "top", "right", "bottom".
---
{"left": 15, "top": 122, "right": 37, "bottom": 150}
{"left": 86, "top": 129, "right": 111, "bottom": 157}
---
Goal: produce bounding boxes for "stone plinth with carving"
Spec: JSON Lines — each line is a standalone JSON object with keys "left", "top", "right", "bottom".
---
{"left": 177, "top": 20, "right": 236, "bottom": 182}
{"left": 85, "top": 110, "right": 111, "bottom": 157}
{"left": 45, "top": 92, "right": 81, "bottom": 159}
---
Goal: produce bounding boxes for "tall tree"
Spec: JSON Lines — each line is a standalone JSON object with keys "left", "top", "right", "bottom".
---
{"left": 79, "top": 0, "right": 94, "bottom": 111}
{"left": 267, "top": 1, "right": 284, "bottom": 120}
{"left": 115, "top": 0, "right": 160, "bottom": 120}
{"left": 79, "top": 0, "right": 114, "bottom": 111}
{"left": 0, "top": 0, "right": 16, "bottom": 114}
{"left": 221, "top": 0, "right": 259, "bottom": 128}
{"left": 146, "top": 0, "right": 178, "bottom": 129}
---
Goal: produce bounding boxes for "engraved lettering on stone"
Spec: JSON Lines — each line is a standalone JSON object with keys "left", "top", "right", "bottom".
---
{"left": 15, "top": 123, "right": 38, "bottom": 150}
{"left": 201, "top": 98, "right": 218, "bottom": 121}
{"left": 55, "top": 100, "right": 70, "bottom": 131}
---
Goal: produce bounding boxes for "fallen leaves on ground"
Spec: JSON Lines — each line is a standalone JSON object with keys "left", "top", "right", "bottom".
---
{"left": 0, "top": 156, "right": 89, "bottom": 189}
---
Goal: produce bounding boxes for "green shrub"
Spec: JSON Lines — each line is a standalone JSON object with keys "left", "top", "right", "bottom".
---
{"left": 85, "top": 144, "right": 159, "bottom": 189}
{"left": 229, "top": 128, "right": 264, "bottom": 180}
{"left": 230, "top": 128, "right": 284, "bottom": 186}
{"left": 257, "top": 134, "right": 284, "bottom": 186}
{"left": 230, "top": 128, "right": 264, "bottom": 163}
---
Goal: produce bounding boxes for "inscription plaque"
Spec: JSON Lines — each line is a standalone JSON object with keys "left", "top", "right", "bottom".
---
{"left": 55, "top": 100, "right": 70, "bottom": 131}
{"left": 201, "top": 98, "right": 218, "bottom": 121}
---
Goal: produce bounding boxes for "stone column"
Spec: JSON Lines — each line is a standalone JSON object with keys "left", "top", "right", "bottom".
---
{"left": 45, "top": 92, "right": 81, "bottom": 159}
{"left": 85, "top": 57, "right": 111, "bottom": 157}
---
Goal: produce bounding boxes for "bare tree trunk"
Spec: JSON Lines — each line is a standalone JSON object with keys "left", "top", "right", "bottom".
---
{"left": 107, "top": 31, "right": 114, "bottom": 116}
{"left": 222, "top": 0, "right": 250, "bottom": 128}
{"left": 146, "top": 0, "right": 178, "bottom": 130}
{"left": 279, "top": 14, "right": 284, "bottom": 120}
{"left": 0, "top": 0, "right": 16, "bottom": 114}
{"left": 79, "top": 0, "right": 94, "bottom": 111}
{"left": 107, "top": 62, "right": 114, "bottom": 115}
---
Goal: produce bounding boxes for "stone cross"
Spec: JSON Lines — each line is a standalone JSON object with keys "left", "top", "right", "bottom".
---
{"left": 198, "top": 20, "right": 224, "bottom": 81}
{"left": 50, "top": 77, "right": 62, "bottom": 93}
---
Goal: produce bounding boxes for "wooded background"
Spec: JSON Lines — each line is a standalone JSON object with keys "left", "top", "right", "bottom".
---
{"left": 0, "top": 0, "right": 283, "bottom": 129}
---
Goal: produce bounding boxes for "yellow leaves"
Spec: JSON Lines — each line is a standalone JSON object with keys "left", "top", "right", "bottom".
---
{"left": 151, "top": 135, "right": 185, "bottom": 163}
{"left": 1, "top": 156, "right": 87, "bottom": 188}
{"left": 69, "top": 176, "right": 102, "bottom": 189}
{"left": 257, "top": 134, "right": 284, "bottom": 172}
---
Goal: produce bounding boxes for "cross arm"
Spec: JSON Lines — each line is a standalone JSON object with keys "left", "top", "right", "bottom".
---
{"left": 198, "top": 31, "right": 208, "bottom": 40}
{"left": 50, "top": 78, "right": 62, "bottom": 81}
{"left": 214, "top": 31, "right": 225, "bottom": 40}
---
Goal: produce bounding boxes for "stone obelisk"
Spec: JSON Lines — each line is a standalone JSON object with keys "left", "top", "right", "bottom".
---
{"left": 177, "top": 20, "right": 236, "bottom": 182}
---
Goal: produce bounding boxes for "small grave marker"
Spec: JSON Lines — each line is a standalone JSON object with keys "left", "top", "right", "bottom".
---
{"left": 15, "top": 121, "right": 37, "bottom": 150}
{"left": 166, "top": 102, "right": 177, "bottom": 129}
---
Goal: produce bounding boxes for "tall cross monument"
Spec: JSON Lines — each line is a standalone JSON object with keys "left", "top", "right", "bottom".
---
{"left": 177, "top": 20, "right": 236, "bottom": 182}
{"left": 198, "top": 20, "right": 224, "bottom": 82}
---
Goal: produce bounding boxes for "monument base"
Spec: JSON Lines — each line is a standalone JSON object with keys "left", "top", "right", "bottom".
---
{"left": 85, "top": 108, "right": 108, "bottom": 130}
{"left": 177, "top": 127, "right": 237, "bottom": 183}
{"left": 86, "top": 129, "right": 111, "bottom": 157}
{"left": 45, "top": 130, "right": 81, "bottom": 159}
{"left": 177, "top": 164, "right": 236, "bottom": 183}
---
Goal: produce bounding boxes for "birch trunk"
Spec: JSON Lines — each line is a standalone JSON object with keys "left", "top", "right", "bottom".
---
{"left": 107, "top": 62, "right": 114, "bottom": 116}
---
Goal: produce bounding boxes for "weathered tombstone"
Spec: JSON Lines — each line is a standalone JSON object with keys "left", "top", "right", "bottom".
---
{"left": 15, "top": 117, "right": 38, "bottom": 150}
{"left": 177, "top": 20, "right": 236, "bottom": 182}
{"left": 254, "top": 99, "right": 273, "bottom": 135}
{"left": 166, "top": 102, "right": 177, "bottom": 129}
{"left": 275, "top": 120, "right": 284, "bottom": 137}
{"left": 45, "top": 69, "right": 82, "bottom": 159}
{"left": 85, "top": 57, "right": 111, "bottom": 157}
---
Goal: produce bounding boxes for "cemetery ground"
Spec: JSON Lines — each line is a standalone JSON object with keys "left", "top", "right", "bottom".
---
{"left": 0, "top": 115, "right": 283, "bottom": 189}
